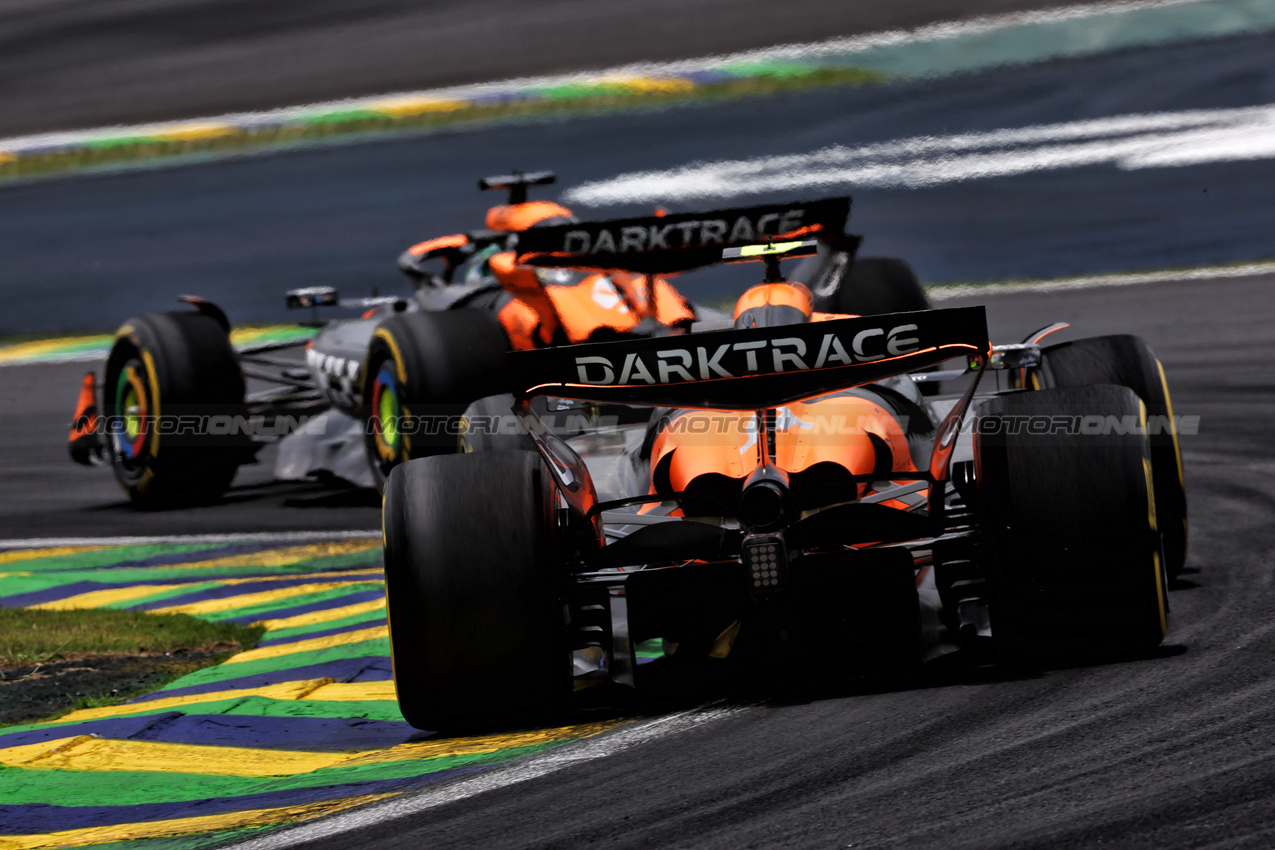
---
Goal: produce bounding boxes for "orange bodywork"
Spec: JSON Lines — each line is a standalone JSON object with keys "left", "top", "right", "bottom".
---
{"left": 733, "top": 282, "right": 813, "bottom": 323}
{"left": 546, "top": 272, "right": 695, "bottom": 342}
{"left": 486, "top": 201, "right": 574, "bottom": 232}
{"left": 648, "top": 277, "right": 920, "bottom": 507}
{"left": 490, "top": 252, "right": 560, "bottom": 348}
{"left": 405, "top": 233, "right": 468, "bottom": 258}
{"left": 491, "top": 253, "right": 696, "bottom": 349}
{"left": 649, "top": 395, "right": 917, "bottom": 501}
{"left": 68, "top": 372, "right": 99, "bottom": 444}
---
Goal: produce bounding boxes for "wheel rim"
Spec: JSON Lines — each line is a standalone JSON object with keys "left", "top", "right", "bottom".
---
{"left": 113, "top": 361, "right": 149, "bottom": 461}
{"left": 371, "top": 366, "right": 405, "bottom": 463}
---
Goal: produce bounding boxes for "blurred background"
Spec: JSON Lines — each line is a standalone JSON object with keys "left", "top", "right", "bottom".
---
{"left": 6, "top": 0, "right": 1273, "bottom": 336}
{"left": 4, "top": 8, "right": 1275, "bottom": 850}
{"left": 1, "top": 0, "right": 1108, "bottom": 136}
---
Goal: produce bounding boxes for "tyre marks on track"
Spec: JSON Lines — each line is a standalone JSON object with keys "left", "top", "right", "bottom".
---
{"left": 0, "top": 536, "right": 625, "bottom": 850}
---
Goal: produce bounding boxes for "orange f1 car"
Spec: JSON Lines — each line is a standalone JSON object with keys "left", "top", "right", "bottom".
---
{"left": 379, "top": 196, "right": 1188, "bottom": 730}
{"left": 67, "top": 172, "right": 704, "bottom": 497}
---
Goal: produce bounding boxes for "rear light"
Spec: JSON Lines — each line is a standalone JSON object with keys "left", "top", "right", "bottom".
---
{"left": 743, "top": 535, "right": 787, "bottom": 593}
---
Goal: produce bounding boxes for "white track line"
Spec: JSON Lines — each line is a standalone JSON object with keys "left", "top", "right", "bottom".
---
{"left": 0, "top": 530, "right": 380, "bottom": 550}
{"left": 564, "top": 104, "right": 1275, "bottom": 205}
{"left": 929, "top": 261, "right": 1275, "bottom": 299}
{"left": 228, "top": 705, "right": 741, "bottom": 850}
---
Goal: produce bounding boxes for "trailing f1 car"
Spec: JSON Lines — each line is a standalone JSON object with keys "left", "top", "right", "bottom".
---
{"left": 66, "top": 171, "right": 696, "bottom": 498}
{"left": 66, "top": 172, "right": 933, "bottom": 502}
{"left": 378, "top": 197, "right": 1188, "bottom": 730}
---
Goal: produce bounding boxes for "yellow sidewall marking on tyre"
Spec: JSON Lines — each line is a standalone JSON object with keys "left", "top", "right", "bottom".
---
{"left": 1155, "top": 359, "right": 1185, "bottom": 489}
{"left": 141, "top": 348, "right": 161, "bottom": 459}
{"left": 1140, "top": 401, "right": 1166, "bottom": 634}
{"left": 1155, "top": 551, "right": 1167, "bottom": 636}
{"left": 1146, "top": 454, "right": 1168, "bottom": 634}
{"left": 1156, "top": 357, "right": 1189, "bottom": 553}
{"left": 400, "top": 404, "right": 412, "bottom": 457}
{"left": 371, "top": 328, "right": 408, "bottom": 384}
{"left": 1144, "top": 457, "right": 1157, "bottom": 533}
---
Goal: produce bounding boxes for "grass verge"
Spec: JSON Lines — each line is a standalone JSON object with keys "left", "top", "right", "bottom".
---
{"left": 0, "top": 608, "right": 264, "bottom": 725}
{"left": 0, "top": 607, "right": 263, "bottom": 669}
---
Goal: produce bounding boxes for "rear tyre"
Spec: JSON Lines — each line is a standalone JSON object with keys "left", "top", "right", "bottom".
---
{"left": 382, "top": 451, "right": 570, "bottom": 731}
{"left": 812, "top": 256, "right": 931, "bottom": 316}
{"left": 104, "top": 311, "right": 247, "bottom": 507}
{"left": 975, "top": 385, "right": 1168, "bottom": 665}
{"left": 1035, "top": 335, "right": 1187, "bottom": 579}
{"left": 459, "top": 394, "right": 535, "bottom": 453}
{"left": 362, "top": 309, "right": 510, "bottom": 488}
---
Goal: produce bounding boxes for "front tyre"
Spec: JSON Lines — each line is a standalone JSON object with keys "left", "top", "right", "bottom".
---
{"left": 103, "top": 311, "right": 247, "bottom": 507}
{"left": 362, "top": 309, "right": 510, "bottom": 488}
{"left": 382, "top": 451, "right": 570, "bottom": 731}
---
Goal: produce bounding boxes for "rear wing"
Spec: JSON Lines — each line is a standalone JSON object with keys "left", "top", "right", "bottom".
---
{"left": 508, "top": 306, "right": 988, "bottom": 410}
{"left": 479, "top": 170, "right": 555, "bottom": 204}
{"left": 514, "top": 197, "right": 852, "bottom": 275}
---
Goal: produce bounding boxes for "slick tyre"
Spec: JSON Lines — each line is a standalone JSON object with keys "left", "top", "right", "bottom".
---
{"left": 812, "top": 256, "right": 931, "bottom": 316}
{"left": 363, "top": 308, "right": 511, "bottom": 488}
{"left": 103, "top": 311, "right": 247, "bottom": 508}
{"left": 1035, "top": 334, "right": 1188, "bottom": 580}
{"left": 975, "top": 385, "right": 1168, "bottom": 665}
{"left": 459, "top": 394, "right": 536, "bottom": 453}
{"left": 382, "top": 451, "right": 570, "bottom": 731}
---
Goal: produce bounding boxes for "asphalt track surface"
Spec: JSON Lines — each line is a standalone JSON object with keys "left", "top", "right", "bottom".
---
{"left": 0, "top": 0, "right": 1108, "bottom": 137}
{"left": 192, "top": 272, "right": 1268, "bottom": 850}
{"left": 6, "top": 273, "right": 1275, "bottom": 847}
{"left": 3, "top": 12, "right": 1275, "bottom": 850}
{"left": 0, "top": 358, "right": 384, "bottom": 540}
{"left": 234, "top": 273, "right": 1270, "bottom": 850}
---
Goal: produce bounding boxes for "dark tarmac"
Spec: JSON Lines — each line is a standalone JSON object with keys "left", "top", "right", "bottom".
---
{"left": 3, "top": 2, "right": 1275, "bottom": 846}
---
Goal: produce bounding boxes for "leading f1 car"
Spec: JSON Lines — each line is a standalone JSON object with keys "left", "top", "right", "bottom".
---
{"left": 378, "top": 197, "right": 1188, "bottom": 730}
